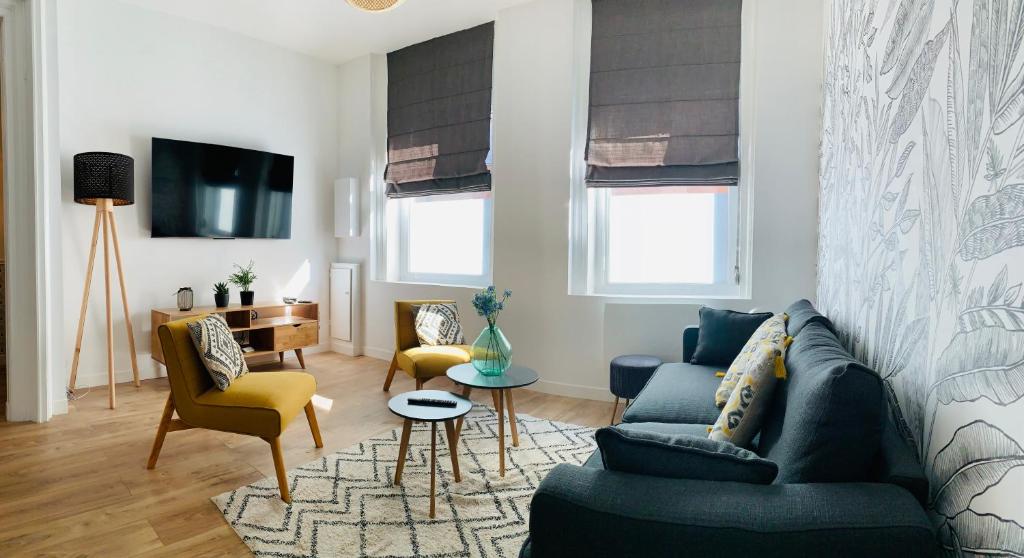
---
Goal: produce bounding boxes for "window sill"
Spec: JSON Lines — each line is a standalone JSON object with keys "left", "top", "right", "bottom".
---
{"left": 568, "top": 291, "right": 753, "bottom": 305}
{"left": 370, "top": 278, "right": 489, "bottom": 290}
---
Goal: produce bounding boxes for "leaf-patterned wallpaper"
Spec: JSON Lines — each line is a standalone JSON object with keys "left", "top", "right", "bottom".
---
{"left": 821, "top": 0, "right": 1024, "bottom": 554}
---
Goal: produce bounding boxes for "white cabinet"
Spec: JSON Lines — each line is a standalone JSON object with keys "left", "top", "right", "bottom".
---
{"left": 330, "top": 263, "right": 361, "bottom": 355}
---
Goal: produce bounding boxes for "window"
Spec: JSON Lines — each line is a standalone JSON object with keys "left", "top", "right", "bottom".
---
{"left": 569, "top": 0, "right": 749, "bottom": 298}
{"left": 592, "top": 186, "right": 738, "bottom": 296}
{"left": 372, "top": 23, "right": 495, "bottom": 287}
{"left": 392, "top": 192, "right": 492, "bottom": 285}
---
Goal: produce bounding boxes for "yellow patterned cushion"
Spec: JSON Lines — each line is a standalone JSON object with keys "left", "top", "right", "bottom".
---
{"left": 709, "top": 341, "right": 789, "bottom": 447}
{"left": 714, "top": 313, "right": 788, "bottom": 408}
{"left": 186, "top": 314, "right": 248, "bottom": 391}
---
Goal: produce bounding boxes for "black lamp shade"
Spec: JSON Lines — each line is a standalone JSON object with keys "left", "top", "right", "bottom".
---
{"left": 74, "top": 152, "right": 134, "bottom": 206}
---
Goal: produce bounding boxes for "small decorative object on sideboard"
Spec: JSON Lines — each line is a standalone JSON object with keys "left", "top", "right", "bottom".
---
{"left": 229, "top": 260, "right": 257, "bottom": 306}
{"left": 470, "top": 286, "right": 512, "bottom": 376}
{"left": 214, "top": 282, "right": 230, "bottom": 308}
{"left": 176, "top": 287, "right": 194, "bottom": 311}
{"left": 283, "top": 297, "right": 298, "bottom": 304}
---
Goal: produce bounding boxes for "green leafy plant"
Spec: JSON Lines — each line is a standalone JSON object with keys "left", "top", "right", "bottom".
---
{"left": 213, "top": 281, "right": 229, "bottom": 295}
{"left": 229, "top": 261, "right": 258, "bottom": 292}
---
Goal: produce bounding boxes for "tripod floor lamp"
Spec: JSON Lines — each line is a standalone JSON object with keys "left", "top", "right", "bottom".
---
{"left": 67, "top": 152, "right": 140, "bottom": 409}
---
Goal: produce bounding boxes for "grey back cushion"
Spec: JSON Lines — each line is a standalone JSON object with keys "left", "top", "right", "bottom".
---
{"left": 783, "top": 299, "right": 838, "bottom": 337}
{"left": 596, "top": 422, "right": 778, "bottom": 484}
{"left": 758, "top": 321, "right": 884, "bottom": 483}
{"left": 690, "top": 307, "right": 773, "bottom": 367}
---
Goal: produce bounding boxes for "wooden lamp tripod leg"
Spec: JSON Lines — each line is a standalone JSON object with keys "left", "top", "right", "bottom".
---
{"left": 101, "top": 202, "right": 116, "bottom": 409}
{"left": 106, "top": 208, "right": 140, "bottom": 387}
{"left": 68, "top": 205, "right": 103, "bottom": 394}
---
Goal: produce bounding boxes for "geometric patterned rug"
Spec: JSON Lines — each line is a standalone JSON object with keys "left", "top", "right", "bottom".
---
{"left": 212, "top": 405, "right": 597, "bottom": 557}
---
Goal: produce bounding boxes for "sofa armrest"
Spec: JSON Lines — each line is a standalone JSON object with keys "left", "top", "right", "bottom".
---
{"left": 682, "top": 325, "right": 699, "bottom": 363}
{"left": 527, "top": 464, "right": 936, "bottom": 558}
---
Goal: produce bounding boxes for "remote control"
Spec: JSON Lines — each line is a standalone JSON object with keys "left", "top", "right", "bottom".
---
{"left": 407, "top": 397, "right": 458, "bottom": 408}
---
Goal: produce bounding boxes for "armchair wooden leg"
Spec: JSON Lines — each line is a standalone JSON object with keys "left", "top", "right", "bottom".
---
{"left": 268, "top": 437, "right": 291, "bottom": 503}
{"left": 416, "top": 378, "right": 425, "bottom": 390}
{"left": 383, "top": 354, "right": 399, "bottom": 391}
{"left": 146, "top": 394, "right": 175, "bottom": 470}
{"left": 304, "top": 401, "right": 324, "bottom": 448}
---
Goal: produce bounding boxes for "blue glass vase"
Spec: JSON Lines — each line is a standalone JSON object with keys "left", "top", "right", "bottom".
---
{"left": 471, "top": 324, "right": 512, "bottom": 376}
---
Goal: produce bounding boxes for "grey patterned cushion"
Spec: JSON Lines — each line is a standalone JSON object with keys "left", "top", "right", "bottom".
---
{"left": 186, "top": 314, "right": 248, "bottom": 391}
{"left": 413, "top": 303, "right": 465, "bottom": 346}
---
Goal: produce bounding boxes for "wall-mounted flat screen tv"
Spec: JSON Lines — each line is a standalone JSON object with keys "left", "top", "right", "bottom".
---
{"left": 151, "top": 137, "right": 294, "bottom": 238}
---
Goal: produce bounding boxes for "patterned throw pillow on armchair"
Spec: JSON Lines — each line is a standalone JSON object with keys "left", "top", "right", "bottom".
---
{"left": 413, "top": 302, "right": 466, "bottom": 346}
{"left": 186, "top": 314, "right": 249, "bottom": 390}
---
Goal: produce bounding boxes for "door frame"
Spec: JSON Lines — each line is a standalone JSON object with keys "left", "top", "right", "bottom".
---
{"left": 1, "top": 0, "right": 63, "bottom": 422}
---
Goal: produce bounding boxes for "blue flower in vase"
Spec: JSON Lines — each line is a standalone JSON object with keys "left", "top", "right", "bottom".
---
{"left": 471, "top": 286, "right": 512, "bottom": 376}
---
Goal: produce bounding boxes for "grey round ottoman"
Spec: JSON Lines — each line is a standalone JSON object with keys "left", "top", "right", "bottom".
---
{"left": 609, "top": 354, "right": 662, "bottom": 424}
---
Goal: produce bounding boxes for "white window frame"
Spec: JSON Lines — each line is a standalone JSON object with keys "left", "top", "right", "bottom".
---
{"left": 368, "top": 54, "right": 495, "bottom": 289}
{"left": 393, "top": 192, "right": 494, "bottom": 288}
{"left": 567, "top": 0, "right": 756, "bottom": 300}
{"left": 591, "top": 187, "right": 740, "bottom": 297}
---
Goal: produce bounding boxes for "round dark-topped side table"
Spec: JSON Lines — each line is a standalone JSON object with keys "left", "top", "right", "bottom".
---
{"left": 446, "top": 364, "right": 539, "bottom": 477}
{"left": 388, "top": 389, "right": 472, "bottom": 518}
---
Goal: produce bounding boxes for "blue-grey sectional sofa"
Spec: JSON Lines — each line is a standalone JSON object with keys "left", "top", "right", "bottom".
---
{"left": 520, "top": 300, "right": 936, "bottom": 557}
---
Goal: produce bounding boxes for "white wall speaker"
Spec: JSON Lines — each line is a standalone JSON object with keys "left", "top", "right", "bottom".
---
{"left": 334, "top": 177, "right": 360, "bottom": 237}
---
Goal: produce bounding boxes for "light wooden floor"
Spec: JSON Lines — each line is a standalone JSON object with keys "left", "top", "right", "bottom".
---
{"left": 0, "top": 352, "right": 615, "bottom": 557}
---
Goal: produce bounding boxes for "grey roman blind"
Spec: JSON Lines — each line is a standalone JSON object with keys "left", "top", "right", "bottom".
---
{"left": 586, "top": 0, "right": 742, "bottom": 188}
{"left": 385, "top": 22, "right": 494, "bottom": 198}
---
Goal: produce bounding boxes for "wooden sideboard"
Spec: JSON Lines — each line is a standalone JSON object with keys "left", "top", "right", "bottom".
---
{"left": 151, "top": 302, "right": 319, "bottom": 368}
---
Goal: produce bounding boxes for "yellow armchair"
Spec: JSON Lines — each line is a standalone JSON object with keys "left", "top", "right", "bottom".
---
{"left": 382, "top": 300, "right": 471, "bottom": 391}
{"left": 147, "top": 316, "right": 323, "bottom": 503}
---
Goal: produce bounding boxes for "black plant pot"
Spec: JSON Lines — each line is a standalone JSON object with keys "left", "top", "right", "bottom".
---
{"left": 215, "top": 293, "right": 229, "bottom": 308}
{"left": 240, "top": 291, "right": 255, "bottom": 306}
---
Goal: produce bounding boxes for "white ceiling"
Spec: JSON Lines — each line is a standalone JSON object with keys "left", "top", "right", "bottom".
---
{"left": 117, "top": 0, "right": 535, "bottom": 64}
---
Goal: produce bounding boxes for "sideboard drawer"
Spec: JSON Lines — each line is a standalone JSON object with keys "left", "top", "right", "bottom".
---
{"left": 274, "top": 322, "right": 318, "bottom": 351}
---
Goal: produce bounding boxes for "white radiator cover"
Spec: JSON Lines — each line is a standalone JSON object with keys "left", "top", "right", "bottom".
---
{"left": 330, "top": 263, "right": 362, "bottom": 356}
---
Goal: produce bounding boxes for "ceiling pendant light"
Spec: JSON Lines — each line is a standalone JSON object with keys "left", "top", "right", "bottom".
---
{"left": 346, "top": 0, "right": 407, "bottom": 12}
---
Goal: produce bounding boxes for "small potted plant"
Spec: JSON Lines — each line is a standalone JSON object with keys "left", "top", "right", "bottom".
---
{"left": 229, "top": 260, "right": 258, "bottom": 306}
{"left": 470, "top": 286, "right": 512, "bottom": 376}
{"left": 213, "top": 282, "right": 230, "bottom": 308}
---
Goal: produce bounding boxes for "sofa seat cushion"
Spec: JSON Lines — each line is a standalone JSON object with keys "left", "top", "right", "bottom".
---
{"left": 396, "top": 344, "right": 471, "bottom": 379}
{"left": 621, "top": 363, "right": 723, "bottom": 425}
{"left": 191, "top": 371, "right": 317, "bottom": 438}
{"left": 758, "top": 322, "right": 884, "bottom": 483}
{"left": 597, "top": 422, "right": 777, "bottom": 483}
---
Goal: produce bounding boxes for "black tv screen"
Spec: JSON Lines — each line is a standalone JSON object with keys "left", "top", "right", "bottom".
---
{"left": 151, "top": 138, "right": 294, "bottom": 238}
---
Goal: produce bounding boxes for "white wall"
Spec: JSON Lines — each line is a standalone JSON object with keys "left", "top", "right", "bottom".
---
{"left": 337, "top": 0, "right": 825, "bottom": 400}
{"left": 57, "top": 0, "right": 339, "bottom": 390}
